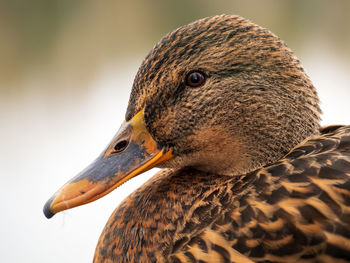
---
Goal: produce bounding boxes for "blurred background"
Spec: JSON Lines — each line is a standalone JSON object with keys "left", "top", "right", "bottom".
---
{"left": 1, "top": 0, "right": 349, "bottom": 262}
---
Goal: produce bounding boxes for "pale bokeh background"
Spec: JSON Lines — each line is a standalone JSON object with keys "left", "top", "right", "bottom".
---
{"left": 1, "top": 1, "right": 349, "bottom": 262}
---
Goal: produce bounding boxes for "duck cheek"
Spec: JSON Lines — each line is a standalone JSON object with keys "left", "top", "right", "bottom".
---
{"left": 178, "top": 126, "right": 249, "bottom": 175}
{"left": 144, "top": 106, "right": 177, "bottom": 143}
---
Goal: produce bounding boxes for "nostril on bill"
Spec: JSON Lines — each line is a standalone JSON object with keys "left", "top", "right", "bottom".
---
{"left": 114, "top": 139, "right": 129, "bottom": 153}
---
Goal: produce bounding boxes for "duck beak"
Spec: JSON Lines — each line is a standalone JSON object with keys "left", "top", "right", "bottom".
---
{"left": 43, "top": 110, "right": 173, "bottom": 219}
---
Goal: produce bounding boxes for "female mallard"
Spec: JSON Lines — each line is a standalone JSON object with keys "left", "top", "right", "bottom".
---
{"left": 44, "top": 15, "right": 350, "bottom": 262}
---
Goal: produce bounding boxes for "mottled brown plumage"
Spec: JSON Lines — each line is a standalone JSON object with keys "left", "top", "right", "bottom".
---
{"left": 128, "top": 15, "right": 320, "bottom": 176}
{"left": 93, "top": 15, "right": 350, "bottom": 262}
{"left": 95, "top": 125, "right": 350, "bottom": 263}
{"left": 45, "top": 14, "right": 350, "bottom": 262}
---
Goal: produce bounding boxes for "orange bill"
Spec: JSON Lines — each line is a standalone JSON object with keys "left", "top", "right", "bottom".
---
{"left": 43, "top": 110, "right": 173, "bottom": 218}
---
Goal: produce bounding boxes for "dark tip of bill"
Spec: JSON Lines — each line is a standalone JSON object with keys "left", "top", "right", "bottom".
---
{"left": 43, "top": 196, "right": 55, "bottom": 219}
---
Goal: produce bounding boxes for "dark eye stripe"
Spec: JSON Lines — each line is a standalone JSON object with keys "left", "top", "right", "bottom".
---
{"left": 185, "top": 71, "right": 206, "bottom": 87}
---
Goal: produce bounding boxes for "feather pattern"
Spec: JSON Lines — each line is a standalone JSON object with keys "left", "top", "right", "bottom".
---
{"left": 95, "top": 126, "right": 350, "bottom": 262}
{"left": 171, "top": 126, "right": 350, "bottom": 263}
{"left": 43, "top": 14, "right": 350, "bottom": 263}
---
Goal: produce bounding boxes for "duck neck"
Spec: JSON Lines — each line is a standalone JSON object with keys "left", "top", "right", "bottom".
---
{"left": 94, "top": 168, "right": 254, "bottom": 262}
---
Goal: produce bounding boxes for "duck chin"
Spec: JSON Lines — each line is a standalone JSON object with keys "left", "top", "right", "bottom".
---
{"left": 158, "top": 126, "right": 257, "bottom": 175}
{"left": 157, "top": 149, "right": 253, "bottom": 176}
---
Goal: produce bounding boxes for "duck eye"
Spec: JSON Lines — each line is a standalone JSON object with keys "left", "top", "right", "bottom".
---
{"left": 185, "top": 71, "right": 205, "bottom": 87}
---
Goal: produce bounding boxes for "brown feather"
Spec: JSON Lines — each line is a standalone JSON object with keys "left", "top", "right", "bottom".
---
{"left": 94, "top": 126, "right": 350, "bottom": 262}
{"left": 89, "top": 15, "right": 350, "bottom": 262}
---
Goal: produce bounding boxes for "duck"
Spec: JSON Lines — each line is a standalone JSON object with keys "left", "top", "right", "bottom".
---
{"left": 43, "top": 14, "right": 350, "bottom": 262}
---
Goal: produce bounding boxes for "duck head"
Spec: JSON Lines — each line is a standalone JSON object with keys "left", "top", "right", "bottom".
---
{"left": 44, "top": 15, "right": 321, "bottom": 218}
